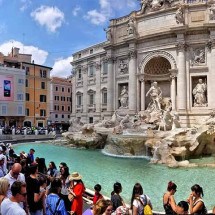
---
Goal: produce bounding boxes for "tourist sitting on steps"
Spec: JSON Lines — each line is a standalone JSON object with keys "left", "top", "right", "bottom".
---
{"left": 111, "top": 182, "right": 128, "bottom": 214}
{"left": 83, "top": 199, "right": 111, "bottom": 215}
{"left": 163, "top": 181, "right": 177, "bottom": 215}
{"left": 130, "top": 182, "right": 153, "bottom": 215}
{"left": 187, "top": 184, "right": 207, "bottom": 214}
{"left": 87, "top": 184, "right": 104, "bottom": 206}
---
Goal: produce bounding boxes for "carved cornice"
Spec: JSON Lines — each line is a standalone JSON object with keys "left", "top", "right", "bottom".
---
{"left": 176, "top": 42, "right": 188, "bottom": 51}
{"left": 128, "top": 50, "right": 137, "bottom": 59}
{"left": 102, "top": 55, "right": 116, "bottom": 63}
{"left": 206, "top": 39, "right": 215, "bottom": 52}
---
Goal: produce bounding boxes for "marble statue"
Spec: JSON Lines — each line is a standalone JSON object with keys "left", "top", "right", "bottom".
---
{"left": 209, "top": 4, "right": 215, "bottom": 20}
{"left": 104, "top": 27, "right": 112, "bottom": 42}
{"left": 192, "top": 79, "right": 207, "bottom": 107}
{"left": 146, "top": 81, "right": 162, "bottom": 112}
{"left": 175, "top": 6, "right": 184, "bottom": 24}
{"left": 191, "top": 48, "right": 205, "bottom": 65}
{"left": 118, "top": 60, "right": 128, "bottom": 74}
{"left": 127, "top": 17, "right": 135, "bottom": 35}
{"left": 139, "top": 0, "right": 149, "bottom": 14}
{"left": 151, "top": 0, "right": 164, "bottom": 11}
{"left": 119, "top": 86, "right": 129, "bottom": 108}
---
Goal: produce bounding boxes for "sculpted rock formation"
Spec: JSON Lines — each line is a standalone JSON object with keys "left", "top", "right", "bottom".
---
{"left": 65, "top": 108, "right": 215, "bottom": 167}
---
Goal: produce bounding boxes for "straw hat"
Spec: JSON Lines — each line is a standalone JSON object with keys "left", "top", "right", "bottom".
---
{"left": 69, "top": 172, "right": 82, "bottom": 181}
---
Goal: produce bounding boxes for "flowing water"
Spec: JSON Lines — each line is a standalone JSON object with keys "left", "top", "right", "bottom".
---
{"left": 14, "top": 142, "right": 215, "bottom": 211}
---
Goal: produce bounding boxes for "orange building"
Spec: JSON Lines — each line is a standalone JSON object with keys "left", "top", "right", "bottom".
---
{"left": 23, "top": 62, "right": 52, "bottom": 128}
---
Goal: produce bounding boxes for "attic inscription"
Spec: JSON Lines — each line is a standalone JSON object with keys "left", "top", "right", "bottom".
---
{"left": 191, "top": 12, "right": 205, "bottom": 22}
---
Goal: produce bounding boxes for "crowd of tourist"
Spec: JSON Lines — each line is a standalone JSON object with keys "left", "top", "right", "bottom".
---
{"left": 0, "top": 141, "right": 214, "bottom": 215}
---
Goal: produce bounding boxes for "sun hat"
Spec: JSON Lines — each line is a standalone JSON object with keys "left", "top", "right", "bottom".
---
{"left": 69, "top": 172, "right": 82, "bottom": 181}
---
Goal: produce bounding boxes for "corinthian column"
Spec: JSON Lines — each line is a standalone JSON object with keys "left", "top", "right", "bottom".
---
{"left": 82, "top": 66, "right": 88, "bottom": 113}
{"left": 207, "top": 38, "right": 215, "bottom": 107}
{"left": 106, "top": 56, "right": 114, "bottom": 112}
{"left": 176, "top": 42, "right": 187, "bottom": 110}
{"left": 140, "top": 79, "right": 145, "bottom": 111}
{"left": 170, "top": 74, "right": 176, "bottom": 110}
{"left": 128, "top": 50, "right": 137, "bottom": 113}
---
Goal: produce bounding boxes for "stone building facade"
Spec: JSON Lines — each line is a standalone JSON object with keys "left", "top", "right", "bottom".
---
{"left": 71, "top": 0, "right": 215, "bottom": 126}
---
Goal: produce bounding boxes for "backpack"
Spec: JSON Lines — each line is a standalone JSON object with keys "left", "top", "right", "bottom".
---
{"left": 137, "top": 194, "right": 153, "bottom": 215}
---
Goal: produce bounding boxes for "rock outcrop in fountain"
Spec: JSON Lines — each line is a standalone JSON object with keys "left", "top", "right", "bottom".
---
{"left": 64, "top": 83, "right": 215, "bottom": 167}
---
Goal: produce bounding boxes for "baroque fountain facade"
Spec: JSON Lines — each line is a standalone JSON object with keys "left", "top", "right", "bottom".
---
{"left": 66, "top": 0, "right": 215, "bottom": 167}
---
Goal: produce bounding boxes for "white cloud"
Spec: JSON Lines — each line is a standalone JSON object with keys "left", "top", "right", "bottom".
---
{"left": 20, "top": 0, "right": 32, "bottom": 12}
{"left": 51, "top": 56, "right": 73, "bottom": 78}
{"left": 0, "top": 40, "right": 48, "bottom": 65}
{"left": 85, "top": 10, "right": 107, "bottom": 25}
{"left": 84, "top": 0, "right": 137, "bottom": 25}
{"left": 31, "top": 5, "right": 65, "bottom": 33}
{"left": 72, "top": 6, "right": 81, "bottom": 16}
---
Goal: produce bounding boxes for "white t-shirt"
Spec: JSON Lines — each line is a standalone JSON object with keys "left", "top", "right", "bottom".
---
{"left": 4, "top": 171, "right": 25, "bottom": 198}
{"left": 1, "top": 198, "right": 26, "bottom": 215}
{"left": 132, "top": 194, "right": 151, "bottom": 215}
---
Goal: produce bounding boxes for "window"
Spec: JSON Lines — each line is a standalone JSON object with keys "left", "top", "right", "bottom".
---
{"left": 78, "top": 69, "right": 82, "bottom": 79}
{"left": 62, "top": 106, "right": 64, "bottom": 111}
{"left": 54, "top": 105, "right": 57, "bottom": 111}
{"left": 26, "top": 93, "right": 30, "bottom": 101}
{"left": 18, "top": 79, "right": 24, "bottom": 84}
{"left": 56, "top": 86, "right": 58, "bottom": 91}
{"left": 40, "top": 70, "right": 47, "bottom": 78}
{"left": 68, "top": 106, "right": 71, "bottom": 111}
{"left": 68, "top": 88, "right": 71, "bottom": 93}
{"left": 26, "top": 108, "right": 30, "bottom": 116}
{"left": 89, "top": 65, "right": 94, "bottom": 77}
{"left": 25, "top": 79, "right": 28, "bottom": 87}
{"left": 90, "top": 49, "right": 93, "bottom": 54}
{"left": 102, "top": 88, "right": 107, "bottom": 104}
{"left": 103, "top": 92, "right": 107, "bottom": 104}
{"left": 89, "top": 117, "right": 93, "bottom": 123}
{"left": 55, "top": 114, "right": 58, "bottom": 118}
{"left": 40, "top": 109, "right": 46, "bottom": 116}
{"left": 103, "top": 62, "right": 108, "bottom": 75}
{"left": 40, "top": 95, "right": 46, "bottom": 102}
{"left": 62, "top": 114, "right": 64, "bottom": 118}
{"left": 1, "top": 105, "right": 7, "bottom": 115}
{"left": 68, "top": 115, "right": 70, "bottom": 118}
{"left": 77, "top": 94, "right": 82, "bottom": 106}
{"left": 17, "top": 106, "right": 23, "bottom": 115}
{"left": 17, "top": 94, "right": 24, "bottom": 101}
{"left": 25, "top": 67, "right": 30, "bottom": 75}
{"left": 41, "top": 82, "right": 45, "bottom": 89}
{"left": 89, "top": 94, "right": 94, "bottom": 105}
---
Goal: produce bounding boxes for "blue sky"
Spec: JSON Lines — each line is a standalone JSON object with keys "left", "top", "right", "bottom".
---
{"left": 0, "top": 0, "right": 140, "bottom": 77}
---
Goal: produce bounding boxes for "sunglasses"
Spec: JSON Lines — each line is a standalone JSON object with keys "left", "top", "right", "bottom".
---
{"left": 19, "top": 192, "right": 27, "bottom": 197}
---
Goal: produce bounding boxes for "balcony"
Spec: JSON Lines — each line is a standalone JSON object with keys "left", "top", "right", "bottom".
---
{"left": 76, "top": 105, "right": 83, "bottom": 113}
{"left": 87, "top": 104, "right": 96, "bottom": 112}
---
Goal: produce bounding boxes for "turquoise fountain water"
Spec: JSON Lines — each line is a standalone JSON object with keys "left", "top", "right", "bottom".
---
{"left": 14, "top": 142, "right": 215, "bottom": 211}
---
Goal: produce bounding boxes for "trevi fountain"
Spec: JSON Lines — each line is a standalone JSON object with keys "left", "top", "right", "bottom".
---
{"left": 63, "top": 80, "right": 215, "bottom": 168}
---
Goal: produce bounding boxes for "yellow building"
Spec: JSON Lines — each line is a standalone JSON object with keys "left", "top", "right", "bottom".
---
{"left": 22, "top": 62, "right": 52, "bottom": 128}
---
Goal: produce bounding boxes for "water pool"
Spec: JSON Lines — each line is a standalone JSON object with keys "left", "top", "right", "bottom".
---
{"left": 13, "top": 142, "right": 215, "bottom": 211}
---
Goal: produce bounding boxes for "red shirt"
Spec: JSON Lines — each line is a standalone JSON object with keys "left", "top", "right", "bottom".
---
{"left": 93, "top": 193, "right": 103, "bottom": 205}
{"left": 71, "top": 183, "right": 85, "bottom": 215}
